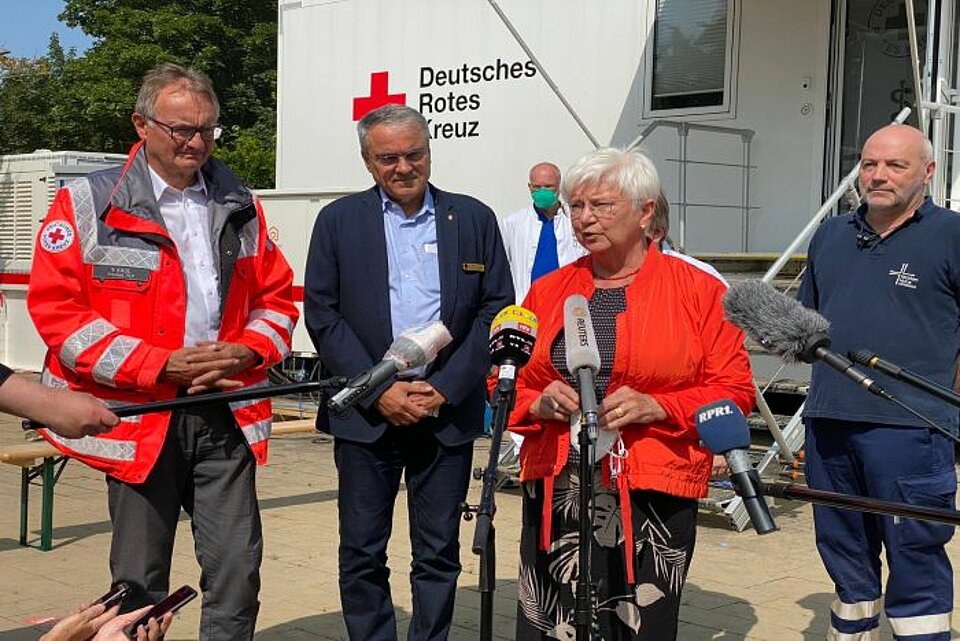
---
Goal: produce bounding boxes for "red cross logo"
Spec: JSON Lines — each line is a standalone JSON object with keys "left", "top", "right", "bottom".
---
{"left": 40, "top": 220, "right": 75, "bottom": 253}
{"left": 352, "top": 71, "right": 406, "bottom": 121}
{"left": 47, "top": 228, "right": 66, "bottom": 244}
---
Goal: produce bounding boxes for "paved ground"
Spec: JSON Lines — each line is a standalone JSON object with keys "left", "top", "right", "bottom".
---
{"left": 1, "top": 413, "right": 959, "bottom": 640}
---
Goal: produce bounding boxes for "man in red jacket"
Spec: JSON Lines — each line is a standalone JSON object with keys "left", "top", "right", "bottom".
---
{"left": 27, "top": 63, "right": 298, "bottom": 641}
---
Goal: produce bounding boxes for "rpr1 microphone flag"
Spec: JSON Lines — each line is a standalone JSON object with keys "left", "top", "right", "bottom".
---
{"left": 696, "top": 399, "right": 778, "bottom": 534}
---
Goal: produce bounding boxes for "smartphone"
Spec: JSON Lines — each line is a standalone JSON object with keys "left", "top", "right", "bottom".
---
{"left": 123, "top": 585, "right": 197, "bottom": 639}
{"left": 94, "top": 582, "right": 131, "bottom": 610}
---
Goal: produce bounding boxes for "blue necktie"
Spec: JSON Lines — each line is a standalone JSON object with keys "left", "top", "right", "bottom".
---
{"left": 530, "top": 210, "right": 560, "bottom": 283}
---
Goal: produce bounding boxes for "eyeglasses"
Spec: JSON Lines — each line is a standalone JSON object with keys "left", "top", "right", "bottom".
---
{"left": 569, "top": 199, "right": 629, "bottom": 218}
{"left": 147, "top": 117, "right": 222, "bottom": 144}
{"left": 371, "top": 148, "right": 428, "bottom": 167}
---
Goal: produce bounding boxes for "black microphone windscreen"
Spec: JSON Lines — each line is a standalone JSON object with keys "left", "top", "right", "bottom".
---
{"left": 723, "top": 280, "right": 830, "bottom": 363}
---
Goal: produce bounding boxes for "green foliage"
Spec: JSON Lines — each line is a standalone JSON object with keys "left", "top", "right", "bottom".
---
{"left": 214, "top": 119, "right": 276, "bottom": 190}
{"left": 0, "top": 1, "right": 277, "bottom": 186}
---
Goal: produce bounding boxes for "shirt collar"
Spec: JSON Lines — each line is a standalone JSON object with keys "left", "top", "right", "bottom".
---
{"left": 379, "top": 187, "right": 434, "bottom": 221}
{"left": 148, "top": 164, "right": 208, "bottom": 201}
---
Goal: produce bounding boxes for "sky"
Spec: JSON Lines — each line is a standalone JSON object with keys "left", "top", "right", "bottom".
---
{"left": 1, "top": 0, "right": 94, "bottom": 58}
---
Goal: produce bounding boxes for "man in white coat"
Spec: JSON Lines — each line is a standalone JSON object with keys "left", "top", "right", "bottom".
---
{"left": 498, "top": 162, "right": 586, "bottom": 304}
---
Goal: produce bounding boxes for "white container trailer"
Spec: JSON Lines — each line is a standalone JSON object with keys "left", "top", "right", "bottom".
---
{"left": 271, "top": 0, "right": 958, "bottom": 254}
{"left": 3, "top": 0, "right": 959, "bottom": 370}
{"left": 0, "top": 151, "right": 126, "bottom": 369}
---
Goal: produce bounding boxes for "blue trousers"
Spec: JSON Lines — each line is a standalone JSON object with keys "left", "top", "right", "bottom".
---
{"left": 805, "top": 418, "right": 956, "bottom": 640}
{"left": 334, "top": 427, "right": 473, "bottom": 641}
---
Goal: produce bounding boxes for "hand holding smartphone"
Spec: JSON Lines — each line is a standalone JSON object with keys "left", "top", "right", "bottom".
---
{"left": 123, "top": 585, "right": 197, "bottom": 639}
{"left": 95, "top": 582, "right": 132, "bottom": 610}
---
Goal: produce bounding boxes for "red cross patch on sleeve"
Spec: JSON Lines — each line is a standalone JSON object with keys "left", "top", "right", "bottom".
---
{"left": 40, "top": 221, "right": 76, "bottom": 253}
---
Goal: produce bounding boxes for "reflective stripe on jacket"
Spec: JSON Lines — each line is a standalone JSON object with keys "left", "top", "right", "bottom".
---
{"left": 27, "top": 142, "right": 299, "bottom": 483}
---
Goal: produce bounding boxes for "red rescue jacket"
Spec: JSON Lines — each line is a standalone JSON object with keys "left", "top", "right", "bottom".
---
{"left": 27, "top": 142, "right": 299, "bottom": 483}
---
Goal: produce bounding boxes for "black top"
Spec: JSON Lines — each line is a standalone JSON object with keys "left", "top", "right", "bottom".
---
{"left": 551, "top": 286, "right": 627, "bottom": 400}
{"left": 551, "top": 286, "right": 627, "bottom": 464}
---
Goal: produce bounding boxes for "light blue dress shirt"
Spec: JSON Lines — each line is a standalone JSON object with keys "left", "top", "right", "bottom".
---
{"left": 380, "top": 189, "right": 442, "bottom": 356}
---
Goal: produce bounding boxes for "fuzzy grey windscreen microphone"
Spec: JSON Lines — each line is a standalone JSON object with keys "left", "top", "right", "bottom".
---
{"left": 722, "top": 280, "right": 830, "bottom": 364}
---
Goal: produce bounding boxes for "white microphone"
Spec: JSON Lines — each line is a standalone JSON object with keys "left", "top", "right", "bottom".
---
{"left": 327, "top": 321, "right": 453, "bottom": 415}
{"left": 563, "top": 295, "right": 601, "bottom": 441}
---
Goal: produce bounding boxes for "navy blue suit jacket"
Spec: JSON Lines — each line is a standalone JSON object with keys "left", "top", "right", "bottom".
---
{"left": 304, "top": 185, "right": 514, "bottom": 446}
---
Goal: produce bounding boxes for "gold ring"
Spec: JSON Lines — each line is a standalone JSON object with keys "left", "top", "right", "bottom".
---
{"left": 615, "top": 406, "right": 625, "bottom": 418}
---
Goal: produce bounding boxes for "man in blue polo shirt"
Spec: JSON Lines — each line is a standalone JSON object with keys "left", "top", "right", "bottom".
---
{"left": 798, "top": 124, "right": 960, "bottom": 641}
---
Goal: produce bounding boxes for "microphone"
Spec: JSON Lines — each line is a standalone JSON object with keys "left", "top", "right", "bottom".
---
{"left": 563, "top": 295, "right": 601, "bottom": 441}
{"left": 849, "top": 349, "right": 960, "bottom": 408}
{"left": 489, "top": 305, "right": 538, "bottom": 394}
{"left": 327, "top": 321, "right": 453, "bottom": 414}
{"left": 696, "top": 399, "right": 778, "bottom": 535}
{"left": 723, "top": 280, "right": 891, "bottom": 400}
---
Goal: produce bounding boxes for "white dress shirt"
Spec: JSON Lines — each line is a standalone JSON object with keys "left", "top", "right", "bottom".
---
{"left": 498, "top": 203, "right": 587, "bottom": 304}
{"left": 149, "top": 167, "right": 221, "bottom": 347}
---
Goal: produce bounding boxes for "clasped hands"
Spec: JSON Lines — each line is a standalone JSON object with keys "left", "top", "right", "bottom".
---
{"left": 376, "top": 381, "right": 446, "bottom": 426}
{"left": 161, "top": 341, "right": 260, "bottom": 394}
{"left": 529, "top": 380, "right": 666, "bottom": 429}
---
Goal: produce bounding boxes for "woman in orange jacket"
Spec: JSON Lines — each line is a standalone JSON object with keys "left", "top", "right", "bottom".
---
{"left": 509, "top": 147, "right": 754, "bottom": 641}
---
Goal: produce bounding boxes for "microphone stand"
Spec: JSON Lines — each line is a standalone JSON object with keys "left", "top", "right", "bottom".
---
{"left": 850, "top": 351, "right": 960, "bottom": 409}
{"left": 23, "top": 378, "right": 349, "bottom": 428}
{"left": 574, "top": 368, "right": 600, "bottom": 641}
{"left": 759, "top": 482, "right": 960, "bottom": 527}
{"left": 464, "top": 369, "right": 517, "bottom": 641}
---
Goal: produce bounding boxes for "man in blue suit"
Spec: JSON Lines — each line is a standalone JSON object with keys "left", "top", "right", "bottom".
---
{"left": 304, "top": 103, "right": 514, "bottom": 641}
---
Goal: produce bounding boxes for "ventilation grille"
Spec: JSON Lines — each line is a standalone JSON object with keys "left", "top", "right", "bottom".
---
{"left": 0, "top": 179, "right": 37, "bottom": 262}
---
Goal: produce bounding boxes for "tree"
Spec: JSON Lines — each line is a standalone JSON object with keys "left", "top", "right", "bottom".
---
{"left": 0, "top": 1, "right": 278, "bottom": 187}
{"left": 0, "top": 35, "right": 75, "bottom": 154}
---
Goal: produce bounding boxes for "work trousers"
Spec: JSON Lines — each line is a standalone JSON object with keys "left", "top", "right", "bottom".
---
{"left": 805, "top": 418, "right": 956, "bottom": 640}
{"left": 107, "top": 403, "right": 262, "bottom": 641}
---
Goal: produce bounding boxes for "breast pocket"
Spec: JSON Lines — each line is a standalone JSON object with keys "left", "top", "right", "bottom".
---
{"left": 89, "top": 265, "right": 158, "bottom": 330}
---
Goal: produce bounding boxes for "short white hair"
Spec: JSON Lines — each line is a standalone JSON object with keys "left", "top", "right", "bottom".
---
{"left": 561, "top": 147, "right": 660, "bottom": 206}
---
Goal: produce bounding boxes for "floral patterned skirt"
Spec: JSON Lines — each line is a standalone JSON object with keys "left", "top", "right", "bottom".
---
{"left": 516, "top": 463, "right": 698, "bottom": 641}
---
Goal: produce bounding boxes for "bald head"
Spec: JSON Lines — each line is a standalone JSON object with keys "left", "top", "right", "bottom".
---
{"left": 528, "top": 162, "right": 562, "bottom": 215}
{"left": 529, "top": 162, "right": 561, "bottom": 187}
{"left": 858, "top": 124, "right": 934, "bottom": 219}
{"left": 864, "top": 124, "right": 934, "bottom": 163}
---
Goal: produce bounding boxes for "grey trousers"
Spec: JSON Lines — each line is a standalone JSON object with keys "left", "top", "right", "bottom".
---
{"left": 107, "top": 403, "right": 262, "bottom": 641}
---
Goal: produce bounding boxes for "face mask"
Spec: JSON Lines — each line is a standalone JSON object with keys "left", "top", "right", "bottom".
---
{"left": 532, "top": 188, "right": 559, "bottom": 210}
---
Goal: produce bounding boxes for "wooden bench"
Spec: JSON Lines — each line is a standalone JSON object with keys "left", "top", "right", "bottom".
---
{"left": 0, "top": 441, "right": 64, "bottom": 551}
{"left": 0, "top": 418, "right": 320, "bottom": 551}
